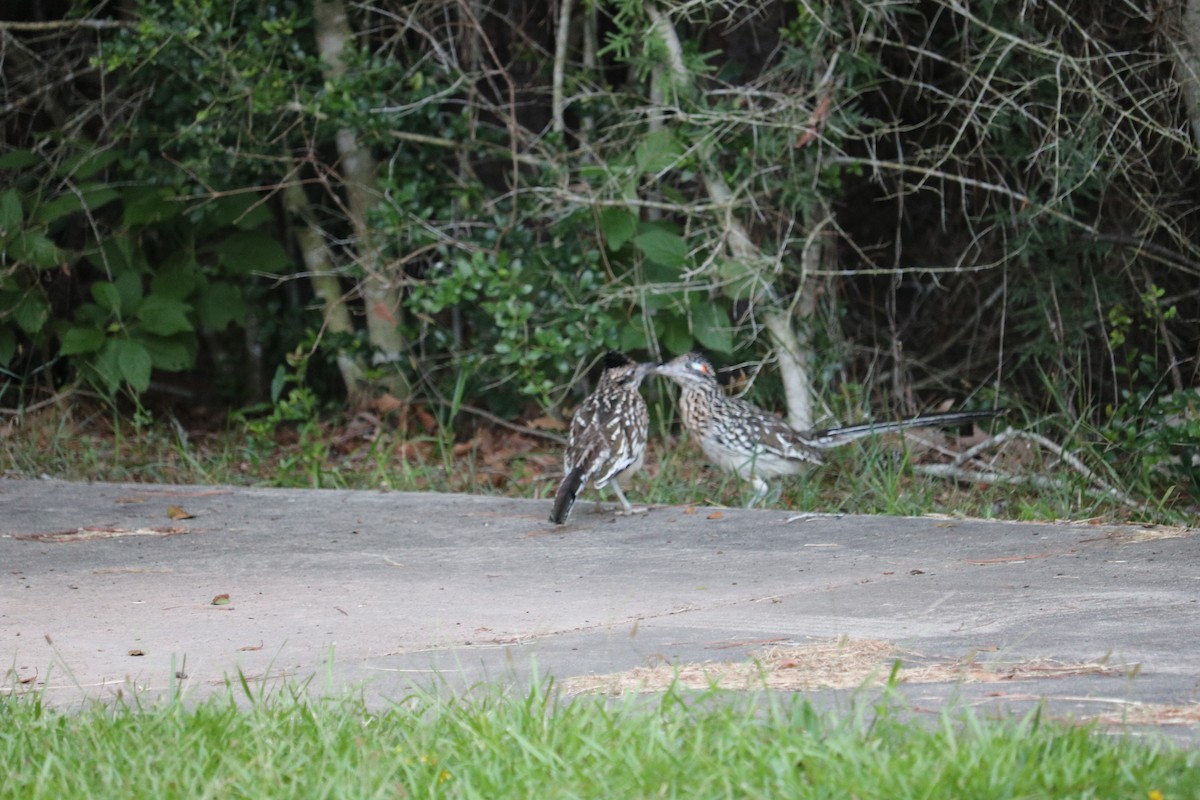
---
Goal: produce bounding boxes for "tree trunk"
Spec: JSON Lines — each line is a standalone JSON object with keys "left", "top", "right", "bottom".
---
{"left": 282, "top": 176, "right": 364, "bottom": 401}
{"left": 1172, "top": 0, "right": 1200, "bottom": 146}
{"left": 648, "top": 6, "right": 816, "bottom": 428}
{"left": 313, "top": 0, "right": 409, "bottom": 399}
{"left": 552, "top": 0, "right": 574, "bottom": 134}
{"left": 706, "top": 171, "right": 818, "bottom": 430}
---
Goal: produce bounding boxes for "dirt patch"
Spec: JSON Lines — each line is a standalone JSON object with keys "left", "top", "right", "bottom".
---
{"left": 11, "top": 526, "right": 190, "bottom": 543}
{"left": 562, "top": 637, "right": 1125, "bottom": 696}
{"left": 1089, "top": 701, "right": 1200, "bottom": 727}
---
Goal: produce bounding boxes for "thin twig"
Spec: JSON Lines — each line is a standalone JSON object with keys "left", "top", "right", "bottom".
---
{"left": 913, "top": 427, "right": 1149, "bottom": 513}
{"left": 0, "top": 390, "right": 74, "bottom": 416}
{"left": 458, "top": 404, "right": 566, "bottom": 445}
{"left": 0, "top": 20, "right": 132, "bottom": 31}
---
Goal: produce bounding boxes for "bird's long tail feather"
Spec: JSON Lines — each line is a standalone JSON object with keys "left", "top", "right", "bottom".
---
{"left": 550, "top": 467, "right": 587, "bottom": 524}
{"left": 806, "top": 409, "right": 1001, "bottom": 449}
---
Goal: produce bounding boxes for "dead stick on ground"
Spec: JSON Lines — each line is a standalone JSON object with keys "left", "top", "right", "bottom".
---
{"left": 912, "top": 426, "right": 1148, "bottom": 513}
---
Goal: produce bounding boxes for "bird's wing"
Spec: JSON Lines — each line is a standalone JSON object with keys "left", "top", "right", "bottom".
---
{"left": 564, "top": 401, "right": 610, "bottom": 478}
{"left": 715, "top": 396, "right": 824, "bottom": 465}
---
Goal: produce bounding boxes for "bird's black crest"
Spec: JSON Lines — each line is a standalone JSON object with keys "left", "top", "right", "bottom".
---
{"left": 602, "top": 351, "right": 633, "bottom": 370}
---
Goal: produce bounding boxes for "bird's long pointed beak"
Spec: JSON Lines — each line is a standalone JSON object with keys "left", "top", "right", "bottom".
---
{"left": 648, "top": 360, "right": 675, "bottom": 379}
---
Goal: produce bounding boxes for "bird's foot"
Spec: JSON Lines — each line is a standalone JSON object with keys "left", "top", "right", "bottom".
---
{"left": 615, "top": 505, "right": 650, "bottom": 517}
{"left": 786, "top": 512, "right": 845, "bottom": 523}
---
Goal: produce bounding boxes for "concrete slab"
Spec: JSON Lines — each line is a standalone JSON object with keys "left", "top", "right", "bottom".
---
{"left": 2, "top": 479, "right": 1198, "bottom": 740}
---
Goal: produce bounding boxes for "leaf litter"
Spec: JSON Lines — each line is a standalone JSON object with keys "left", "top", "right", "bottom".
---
{"left": 561, "top": 637, "right": 1125, "bottom": 696}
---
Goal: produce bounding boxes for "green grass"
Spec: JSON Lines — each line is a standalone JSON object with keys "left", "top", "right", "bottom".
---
{"left": 2, "top": 399, "right": 1193, "bottom": 525}
{"left": 2, "top": 680, "right": 1196, "bottom": 799}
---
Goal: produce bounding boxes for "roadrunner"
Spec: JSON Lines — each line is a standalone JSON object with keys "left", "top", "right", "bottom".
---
{"left": 655, "top": 352, "right": 1000, "bottom": 507}
{"left": 550, "top": 351, "right": 653, "bottom": 524}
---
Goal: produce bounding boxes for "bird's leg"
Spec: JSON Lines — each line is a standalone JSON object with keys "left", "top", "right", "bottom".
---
{"left": 746, "top": 476, "right": 771, "bottom": 509}
{"left": 609, "top": 481, "right": 649, "bottom": 516}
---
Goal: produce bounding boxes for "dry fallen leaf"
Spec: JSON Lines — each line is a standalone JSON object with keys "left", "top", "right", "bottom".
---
{"left": 238, "top": 642, "right": 264, "bottom": 652}
{"left": 128, "top": 649, "right": 145, "bottom": 657}
{"left": 167, "top": 505, "right": 195, "bottom": 520}
{"left": 412, "top": 405, "right": 438, "bottom": 433}
{"left": 528, "top": 414, "right": 567, "bottom": 431}
{"left": 707, "top": 511, "right": 724, "bottom": 520}
{"left": 372, "top": 392, "right": 406, "bottom": 415}
{"left": 211, "top": 593, "right": 231, "bottom": 606}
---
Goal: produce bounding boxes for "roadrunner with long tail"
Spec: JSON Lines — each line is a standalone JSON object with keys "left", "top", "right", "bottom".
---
{"left": 550, "top": 351, "right": 653, "bottom": 524}
{"left": 655, "top": 352, "right": 1000, "bottom": 507}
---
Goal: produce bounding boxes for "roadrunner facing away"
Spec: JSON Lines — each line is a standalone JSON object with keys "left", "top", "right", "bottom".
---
{"left": 654, "top": 352, "right": 1000, "bottom": 507}
{"left": 550, "top": 351, "right": 653, "bottom": 524}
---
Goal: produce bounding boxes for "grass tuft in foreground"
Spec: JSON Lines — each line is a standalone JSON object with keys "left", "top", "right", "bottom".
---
{"left": 2, "top": 680, "right": 1197, "bottom": 799}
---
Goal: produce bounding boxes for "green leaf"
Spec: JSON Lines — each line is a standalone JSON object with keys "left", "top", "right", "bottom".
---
{"left": 692, "top": 301, "right": 733, "bottom": 354}
{"left": 59, "top": 327, "right": 107, "bottom": 356}
{"left": 137, "top": 333, "right": 196, "bottom": 371}
{"left": 35, "top": 185, "right": 121, "bottom": 224}
{"left": 85, "top": 236, "right": 134, "bottom": 274}
{"left": 234, "top": 202, "right": 273, "bottom": 230}
{"left": 92, "top": 281, "right": 122, "bottom": 312}
{"left": 151, "top": 248, "right": 198, "bottom": 300}
{"left": 91, "top": 340, "right": 123, "bottom": 394}
{"left": 642, "top": 259, "right": 682, "bottom": 284}
{"left": 83, "top": 185, "right": 121, "bottom": 211}
{"left": 635, "top": 128, "right": 681, "bottom": 175}
{"left": 114, "top": 271, "right": 143, "bottom": 311}
{"left": 205, "top": 193, "right": 271, "bottom": 231}
{"left": 196, "top": 281, "right": 245, "bottom": 331}
{"left": 599, "top": 207, "right": 638, "bottom": 251}
{"left": 56, "top": 149, "right": 120, "bottom": 180}
{"left": 638, "top": 287, "right": 683, "bottom": 311}
{"left": 8, "top": 232, "right": 63, "bottom": 269}
{"left": 73, "top": 302, "right": 108, "bottom": 328}
{"left": 0, "top": 150, "right": 39, "bottom": 170}
{"left": 211, "top": 230, "right": 290, "bottom": 274}
{"left": 0, "top": 189, "right": 23, "bottom": 234}
{"left": 619, "top": 323, "right": 649, "bottom": 353}
{"left": 0, "top": 326, "right": 15, "bottom": 366}
{"left": 717, "top": 258, "right": 760, "bottom": 301}
{"left": 123, "top": 187, "right": 179, "bottom": 226}
{"left": 136, "top": 295, "right": 194, "bottom": 335}
{"left": 33, "top": 193, "right": 83, "bottom": 225}
{"left": 12, "top": 293, "right": 49, "bottom": 334}
{"left": 658, "top": 312, "right": 693, "bottom": 356}
{"left": 270, "top": 364, "right": 288, "bottom": 404}
{"left": 633, "top": 227, "right": 687, "bottom": 269}
{"left": 114, "top": 339, "right": 152, "bottom": 392}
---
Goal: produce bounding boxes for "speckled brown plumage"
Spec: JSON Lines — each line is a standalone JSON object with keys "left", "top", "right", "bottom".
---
{"left": 655, "top": 352, "right": 999, "bottom": 507}
{"left": 550, "top": 352, "right": 653, "bottom": 524}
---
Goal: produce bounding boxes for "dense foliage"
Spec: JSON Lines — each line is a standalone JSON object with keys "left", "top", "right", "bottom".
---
{"left": 2, "top": 0, "right": 1197, "bottom": 499}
